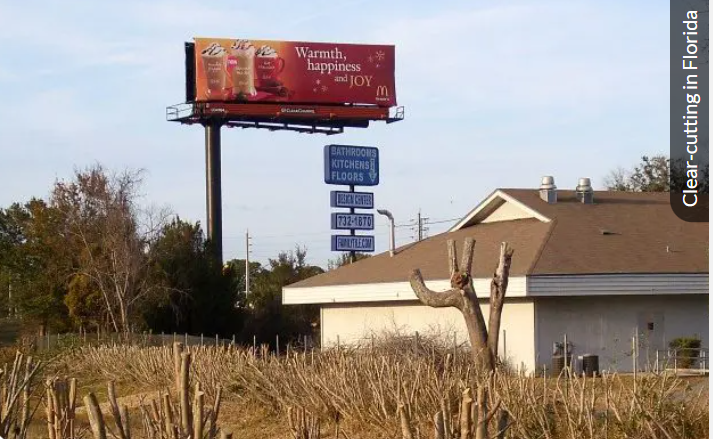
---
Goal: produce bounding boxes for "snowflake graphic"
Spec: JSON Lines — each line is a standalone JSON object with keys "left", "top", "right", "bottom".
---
{"left": 375, "top": 50, "right": 385, "bottom": 61}
{"left": 313, "top": 88, "right": 317, "bottom": 92}
{"left": 315, "top": 79, "right": 321, "bottom": 85}
{"left": 321, "top": 85, "right": 328, "bottom": 92}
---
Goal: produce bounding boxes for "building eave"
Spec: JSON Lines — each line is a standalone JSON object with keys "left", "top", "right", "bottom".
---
{"left": 283, "top": 273, "right": 709, "bottom": 305}
{"left": 283, "top": 277, "right": 528, "bottom": 305}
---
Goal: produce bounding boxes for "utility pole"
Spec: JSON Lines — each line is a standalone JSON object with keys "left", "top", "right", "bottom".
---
{"left": 245, "top": 229, "right": 252, "bottom": 298}
{"left": 411, "top": 209, "right": 429, "bottom": 242}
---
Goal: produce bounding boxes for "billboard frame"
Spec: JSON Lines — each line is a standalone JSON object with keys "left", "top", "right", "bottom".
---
{"left": 167, "top": 101, "right": 404, "bottom": 135}
{"left": 170, "top": 41, "right": 403, "bottom": 135}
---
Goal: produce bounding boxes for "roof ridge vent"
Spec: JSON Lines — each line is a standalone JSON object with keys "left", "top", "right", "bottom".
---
{"left": 540, "top": 176, "right": 557, "bottom": 203}
{"left": 576, "top": 177, "right": 594, "bottom": 204}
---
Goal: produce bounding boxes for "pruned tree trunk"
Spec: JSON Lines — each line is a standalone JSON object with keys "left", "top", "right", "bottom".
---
{"left": 487, "top": 242, "right": 514, "bottom": 360}
{"left": 84, "top": 393, "right": 107, "bottom": 439}
{"left": 458, "top": 388, "right": 473, "bottom": 439}
{"left": 434, "top": 410, "right": 445, "bottom": 439}
{"left": 398, "top": 403, "right": 415, "bottom": 439}
{"left": 107, "top": 381, "right": 130, "bottom": 439}
{"left": 409, "top": 238, "right": 514, "bottom": 439}
{"left": 92, "top": 342, "right": 223, "bottom": 439}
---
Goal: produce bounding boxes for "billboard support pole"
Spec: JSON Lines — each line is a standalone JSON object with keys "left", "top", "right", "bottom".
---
{"left": 349, "top": 184, "right": 355, "bottom": 263}
{"left": 205, "top": 120, "right": 223, "bottom": 264}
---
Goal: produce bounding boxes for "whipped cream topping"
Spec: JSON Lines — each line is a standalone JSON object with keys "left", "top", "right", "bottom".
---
{"left": 201, "top": 42, "right": 226, "bottom": 56}
{"left": 231, "top": 39, "right": 254, "bottom": 52}
{"left": 256, "top": 45, "right": 277, "bottom": 57}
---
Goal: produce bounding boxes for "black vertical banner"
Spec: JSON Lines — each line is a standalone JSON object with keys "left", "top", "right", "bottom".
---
{"left": 671, "top": 1, "right": 709, "bottom": 221}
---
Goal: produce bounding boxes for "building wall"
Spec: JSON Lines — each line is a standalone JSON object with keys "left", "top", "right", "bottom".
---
{"left": 534, "top": 294, "right": 709, "bottom": 373}
{"left": 528, "top": 274, "right": 709, "bottom": 296}
{"left": 321, "top": 300, "right": 537, "bottom": 371}
{"left": 480, "top": 200, "right": 534, "bottom": 223}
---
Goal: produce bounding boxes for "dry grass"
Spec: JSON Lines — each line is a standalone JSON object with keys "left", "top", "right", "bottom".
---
{"left": 54, "top": 344, "right": 246, "bottom": 401}
{"left": 43, "top": 336, "right": 709, "bottom": 439}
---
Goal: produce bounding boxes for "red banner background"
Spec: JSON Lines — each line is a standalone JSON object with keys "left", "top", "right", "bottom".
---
{"left": 194, "top": 38, "right": 396, "bottom": 107}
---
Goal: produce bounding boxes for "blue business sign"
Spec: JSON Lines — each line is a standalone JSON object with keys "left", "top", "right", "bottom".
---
{"left": 331, "top": 235, "right": 375, "bottom": 252}
{"left": 324, "top": 144, "right": 379, "bottom": 186}
{"left": 330, "top": 191, "right": 374, "bottom": 209}
{"left": 331, "top": 213, "right": 374, "bottom": 230}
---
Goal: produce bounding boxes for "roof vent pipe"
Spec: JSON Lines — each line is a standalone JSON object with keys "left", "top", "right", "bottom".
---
{"left": 576, "top": 178, "right": 594, "bottom": 204}
{"left": 539, "top": 176, "right": 557, "bottom": 203}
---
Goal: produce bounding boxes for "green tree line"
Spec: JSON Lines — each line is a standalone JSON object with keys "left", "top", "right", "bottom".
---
{"left": 0, "top": 164, "right": 354, "bottom": 348}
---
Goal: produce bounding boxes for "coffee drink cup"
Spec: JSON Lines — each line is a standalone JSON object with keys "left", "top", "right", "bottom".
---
{"left": 228, "top": 39, "right": 257, "bottom": 97}
{"left": 201, "top": 42, "right": 227, "bottom": 99}
{"left": 255, "top": 45, "right": 285, "bottom": 88}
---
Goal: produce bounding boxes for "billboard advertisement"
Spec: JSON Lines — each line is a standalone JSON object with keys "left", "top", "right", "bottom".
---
{"left": 193, "top": 38, "right": 396, "bottom": 107}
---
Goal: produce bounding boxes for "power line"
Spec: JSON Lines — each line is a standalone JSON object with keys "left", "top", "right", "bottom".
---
{"left": 222, "top": 217, "right": 460, "bottom": 241}
{"left": 424, "top": 217, "right": 461, "bottom": 225}
{"left": 225, "top": 225, "right": 398, "bottom": 240}
{"left": 223, "top": 216, "right": 463, "bottom": 261}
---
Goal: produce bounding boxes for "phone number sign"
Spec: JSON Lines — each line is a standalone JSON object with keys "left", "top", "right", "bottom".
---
{"left": 331, "top": 213, "right": 374, "bottom": 230}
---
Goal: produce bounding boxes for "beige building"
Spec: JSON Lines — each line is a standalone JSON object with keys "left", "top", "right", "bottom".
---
{"left": 283, "top": 179, "right": 709, "bottom": 373}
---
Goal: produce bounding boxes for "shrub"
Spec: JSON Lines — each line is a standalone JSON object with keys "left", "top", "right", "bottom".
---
{"left": 669, "top": 337, "right": 702, "bottom": 368}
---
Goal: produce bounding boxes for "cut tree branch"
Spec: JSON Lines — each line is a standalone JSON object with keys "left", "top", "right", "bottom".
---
{"left": 409, "top": 270, "right": 463, "bottom": 309}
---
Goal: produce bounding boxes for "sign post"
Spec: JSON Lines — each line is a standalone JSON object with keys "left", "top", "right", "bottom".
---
{"left": 205, "top": 121, "right": 223, "bottom": 263}
{"left": 348, "top": 184, "right": 356, "bottom": 262}
{"left": 324, "top": 145, "right": 379, "bottom": 262}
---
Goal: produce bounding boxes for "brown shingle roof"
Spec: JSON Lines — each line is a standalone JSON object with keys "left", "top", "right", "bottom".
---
{"left": 501, "top": 189, "right": 709, "bottom": 275}
{"left": 288, "top": 189, "right": 708, "bottom": 289}
{"left": 290, "top": 218, "right": 552, "bottom": 288}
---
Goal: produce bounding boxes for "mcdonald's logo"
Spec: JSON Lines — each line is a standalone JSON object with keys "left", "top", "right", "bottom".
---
{"left": 376, "top": 85, "right": 389, "bottom": 97}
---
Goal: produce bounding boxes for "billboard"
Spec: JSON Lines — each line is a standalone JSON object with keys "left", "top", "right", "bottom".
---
{"left": 193, "top": 38, "right": 396, "bottom": 107}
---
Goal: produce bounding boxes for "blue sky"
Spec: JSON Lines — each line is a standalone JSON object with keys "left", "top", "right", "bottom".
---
{"left": 0, "top": 0, "right": 670, "bottom": 267}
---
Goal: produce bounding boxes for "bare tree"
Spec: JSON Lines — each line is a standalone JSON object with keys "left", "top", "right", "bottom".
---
{"left": 409, "top": 237, "right": 513, "bottom": 439}
{"left": 52, "top": 165, "right": 171, "bottom": 333}
{"left": 603, "top": 166, "right": 631, "bottom": 191}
